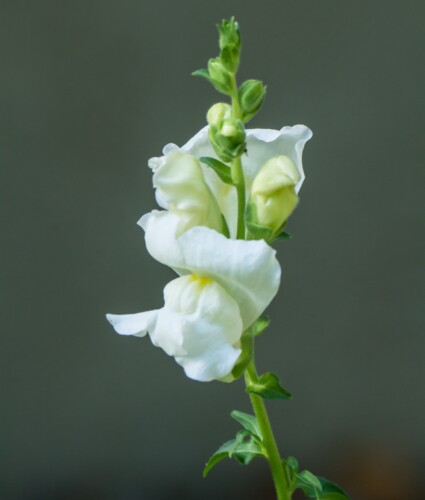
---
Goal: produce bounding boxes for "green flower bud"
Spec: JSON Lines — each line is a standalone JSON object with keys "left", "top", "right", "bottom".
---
{"left": 207, "top": 57, "right": 232, "bottom": 94}
{"left": 248, "top": 156, "right": 301, "bottom": 237}
{"left": 218, "top": 17, "right": 241, "bottom": 52}
{"left": 217, "top": 17, "right": 241, "bottom": 72}
{"left": 209, "top": 118, "right": 246, "bottom": 163}
{"left": 239, "top": 79, "right": 266, "bottom": 122}
{"left": 206, "top": 102, "right": 231, "bottom": 126}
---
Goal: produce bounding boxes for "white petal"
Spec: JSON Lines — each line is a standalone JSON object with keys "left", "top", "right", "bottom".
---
{"left": 138, "top": 210, "right": 187, "bottom": 274}
{"left": 149, "top": 275, "right": 243, "bottom": 382}
{"left": 179, "top": 228, "right": 281, "bottom": 329}
{"left": 244, "top": 125, "right": 312, "bottom": 194}
{"left": 106, "top": 310, "right": 158, "bottom": 337}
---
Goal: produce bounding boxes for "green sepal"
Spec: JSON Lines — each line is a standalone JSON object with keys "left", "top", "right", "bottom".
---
{"left": 246, "top": 372, "right": 292, "bottom": 400}
{"left": 245, "top": 202, "right": 273, "bottom": 241}
{"left": 221, "top": 214, "right": 230, "bottom": 238}
{"left": 192, "top": 62, "right": 232, "bottom": 96}
{"left": 200, "top": 156, "right": 234, "bottom": 185}
{"left": 252, "top": 315, "right": 271, "bottom": 337}
{"left": 230, "top": 410, "right": 262, "bottom": 439}
{"left": 192, "top": 68, "right": 211, "bottom": 80}
{"left": 271, "top": 231, "right": 292, "bottom": 242}
{"left": 231, "top": 328, "right": 254, "bottom": 379}
{"left": 246, "top": 219, "right": 273, "bottom": 241}
{"left": 203, "top": 429, "right": 265, "bottom": 477}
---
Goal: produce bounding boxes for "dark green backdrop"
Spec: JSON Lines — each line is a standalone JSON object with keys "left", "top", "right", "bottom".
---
{"left": 2, "top": 1, "right": 424, "bottom": 499}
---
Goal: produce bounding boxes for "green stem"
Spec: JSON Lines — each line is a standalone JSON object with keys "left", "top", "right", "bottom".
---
{"left": 230, "top": 77, "right": 246, "bottom": 239}
{"left": 229, "top": 72, "right": 289, "bottom": 498}
{"left": 245, "top": 361, "right": 291, "bottom": 500}
{"left": 231, "top": 156, "right": 246, "bottom": 239}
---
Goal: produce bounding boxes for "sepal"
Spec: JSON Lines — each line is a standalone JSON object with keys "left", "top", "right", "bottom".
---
{"left": 252, "top": 315, "right": 271, "bottom": 337}
{"left": 246, "top": 372, "right": 292, "bottom": 400}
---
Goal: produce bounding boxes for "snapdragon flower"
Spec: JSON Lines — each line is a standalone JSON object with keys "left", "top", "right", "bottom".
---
{"left": 148, "top": 149, "right": 223, "bottom": 236}
{"left": 107, "top": 213, "right": 280, "bottom": 381}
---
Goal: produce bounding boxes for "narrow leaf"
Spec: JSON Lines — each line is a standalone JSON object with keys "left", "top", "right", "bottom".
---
{"left": 200, "top": 156, "right": 234, "bottom": 185}
{"left": 296, "top": 470, "right": 323, "bottom": 498}
{"left": 318, "top": 476, "right": 350, "bottom": 499}
{"left": 203, "top": 431, "right": 265, "bottom": 477}
{"left": 231, "top": 328, "right": 253, "bottom": 379}
{"left": 246, "top": 372, "right": 292, "bottom": 400}
{"left": 252, "top": 315, "right": 270, "bottom": 337}
{"left": 203, "top": 439, "right": 237, "bottom": 477}
{"left": 230, "top": 410, "right": 262, "bottom": 439}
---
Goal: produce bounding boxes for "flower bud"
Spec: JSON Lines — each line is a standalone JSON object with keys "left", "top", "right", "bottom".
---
{"left": 218, "top": 17, "right": 241, "bottom": 52}
{"left": 207, "top": 57, "right": 232, "bottom": 94}
{"left": 217, "top": 17, "right": 241, "bottom": 72}
{"left": 239, "top": 79, "right": 266, "bottom": 122}
{"left": 208, "top": 118, "right": 246, "bottom": 163}
{"left": 248, "top": 156, "right": 301, "bottom": 237}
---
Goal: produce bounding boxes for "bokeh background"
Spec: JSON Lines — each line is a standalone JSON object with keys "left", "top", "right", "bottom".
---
{"left": 2, "top": 1, "right": 425, "bottom": 499}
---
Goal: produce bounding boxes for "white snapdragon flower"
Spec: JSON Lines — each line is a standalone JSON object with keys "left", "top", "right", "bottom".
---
{"left": 107, "top": 215, "right": 280, "bottom": 382}
{"left": 148, "top": 149, "right": 223, "bottom": 236}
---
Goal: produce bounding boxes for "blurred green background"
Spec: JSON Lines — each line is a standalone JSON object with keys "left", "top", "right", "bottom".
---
{"left": 2, "top": 1, "right": 425, "bottom": 499}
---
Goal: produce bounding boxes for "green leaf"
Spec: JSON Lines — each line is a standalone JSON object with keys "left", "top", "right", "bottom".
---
{"left": 271, "top": 231, "right": 292, "bottom": 242}
{"left": 203, "top": 430, "right": 264, "bottom": 477}
{"left": 252, "top": 315, "right": 270, "bottom": 337}
{"left": 200, "top": 156, "right": 234, "bottom": 185}
{"left": 296, "top": 470, "right": 323, "bottom": 498}
{"left": 203, "top": 439, "right": 236, "bottom": 477}
{"left": 286, "top": 456, "right": 299, "bottom": 474}
{"left": 230, "top": 410, "right": 262, "bottom": 439}
{"left": 317, "top": 477, "right": 350, "bottom": 499}
{"left": 246, "top": 372, "right": 292, "bottom": 400}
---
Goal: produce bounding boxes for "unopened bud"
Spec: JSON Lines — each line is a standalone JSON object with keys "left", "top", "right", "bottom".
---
{"left": 209, "top": 118, "right": 246, "bottom": 163}
{"left": 217, "top": 17, "right": 241, "bottom": 72}
{"left": 239, "top": 79, "right": 266, "bottom": 122}
{"left": 218, "top": 17, "right": 241, "bottom": 52}
{"left": 249, "top": 156, "right": 301, "bottom": 237}
{"left": 208, "top": 57, "right": 232, "bottom": 94}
